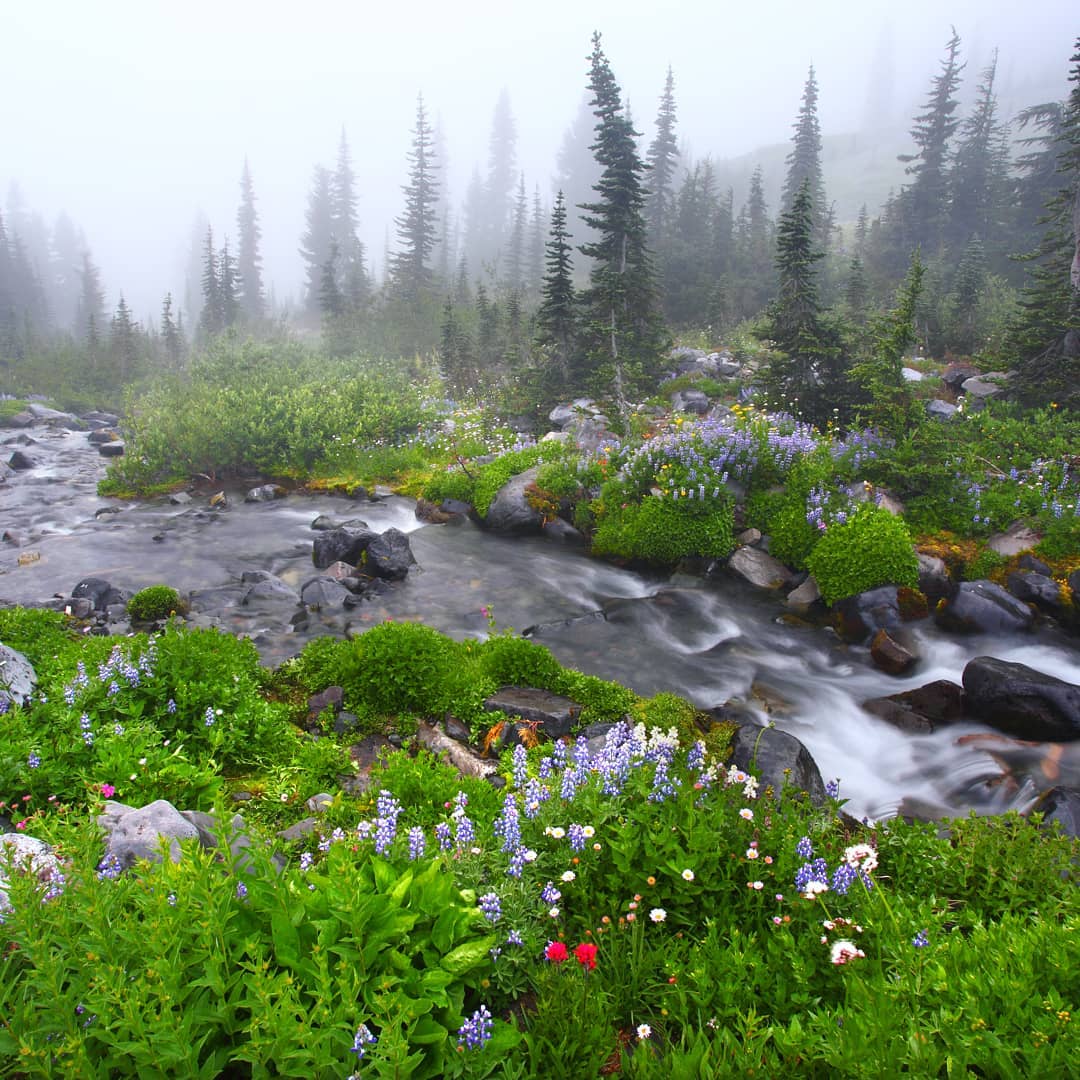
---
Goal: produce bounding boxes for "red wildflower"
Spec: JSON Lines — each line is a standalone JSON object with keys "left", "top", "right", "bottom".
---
{"left": 545, "top": 941, "right": 569, "bottom": 964}
{"left": 574, "top": 942, "right": 598, "bottom": 971}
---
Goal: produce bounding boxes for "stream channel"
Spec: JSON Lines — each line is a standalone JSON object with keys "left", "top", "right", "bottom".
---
{"left": 4, "top": 422, "right": 1080, "bottom": 823}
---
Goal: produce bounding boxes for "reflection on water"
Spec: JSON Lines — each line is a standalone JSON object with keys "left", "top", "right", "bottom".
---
{"left": 3, "top": 423, "right": 1079, "bottom": 821}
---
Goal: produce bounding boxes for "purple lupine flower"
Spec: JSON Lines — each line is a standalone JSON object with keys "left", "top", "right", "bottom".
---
{"left": 407, "top": 827, "right": 426, "bottom": 861}
{"left": 478, "top": 892, "right": 502, "bottom": 922}
{"left": 457, "top": 1005, "right": 493, "bottom": 1049}
{"left": 540, "top": 882, "right": 561, "bottom": 905}
{"left": 511, "top": 744, "right": 528, "bottom": 788}
{"left": 351, "top": 1023, "right": 377, "bottom": 1059}
{"left": 435, "top": 821, "right": 453, "bottom": 851}
{"left": 567, "top": 823, "right": 586, "bottom": 852}
{"left": 96, "top": 854, "right": 124, "bottom": 880}
{"left": 795, "top": 836, "right": 814, "bottom": 860}
{"left": 912, "top": 929, "right": 929, "bottom": 948}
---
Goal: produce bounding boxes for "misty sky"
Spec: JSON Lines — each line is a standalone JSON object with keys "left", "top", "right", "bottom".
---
{"left": 4, "top": 0, "right": 1075, "bottom": 322}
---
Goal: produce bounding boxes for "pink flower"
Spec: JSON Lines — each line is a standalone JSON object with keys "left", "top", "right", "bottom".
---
{"left": 545, "top": 941, "right": 569, "bottom": 964}
{"left": 100, "top": 783, "right": 116, "bottom": 799}
{"left": 830, "top": 940, "right": 866, "bottom": 965}
{"left": 574, "top": 942, "right": 598, "bottom": 971}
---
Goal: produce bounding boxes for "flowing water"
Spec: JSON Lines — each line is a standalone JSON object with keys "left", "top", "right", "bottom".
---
{"left": 4, "top": 422, "right": 1080, "bottom": 822}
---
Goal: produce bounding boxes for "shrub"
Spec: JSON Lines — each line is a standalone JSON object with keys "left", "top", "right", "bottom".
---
{"left": 126, "top": 585, "right": 183, "bottom": 621}
{"left": 340, "top": 621, "right": 470, "bottom": 717}
{"left": 479, "top": 635, "right": 565, "bottom": 691}
{"left": 961, "top": 546, "right": 1007, "bottom": 583}
{"left": 806, "top": 505, "right": 920, "bottom": 604}
{"left": 592, "top": 494, "right": 734, "bottom": 565}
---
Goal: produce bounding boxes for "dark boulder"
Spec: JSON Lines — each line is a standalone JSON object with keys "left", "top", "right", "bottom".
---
{"left": 935, "top": 580, "right": 1035, "bottom": 635}
{"left": 312, "top": 526, "right": 376, "bottom": 569}
{"left": 1029, "top": 787, "right": 1080, "bottom": 839}
{"left": 98, "top": 441, "right": 125, "bottom": 457}
{"left": 869, "top": 629, "right": 919, "bottom": 675}
{"left": 962, "top": 656, "right": 1080, "bottom": 741}
{"left": 482, "top": 686, "right": 582, "bottom": 741}
{"left": 300, "top": 577, "right": 354, "bottom": 610}
{"left": 833, "top": 585, "right": 901, "bottom": 643}
{"left": 481, "top": 466, "right": 545, "bottom": 535}
{"left": 366, "top": 527, "right": 415, "bottom": 580}
{"left": 862, "top": 680, "right": 965, "bottom": 733}
{"left": 87, "top": 429, "right": 119, "bottom": 445}
{"left": 728, "top": 724, "right": 827, "bottom": 806}
{"left": 241, "top": 575, "right": 301, "bottom": 608}
{"left": 72, "top": 577, "right": 127, "bottom": 612}
{"left": 1017, "top": 554, "right": 1053, "bottom": 576}
{"left": 8, "top": 450, "right": 35, "bottom": 470}
{"left": 916, "top": 553, "right": 952, "bottom": 600}
{"left": 1006, "top": 571, "right": 1063, "bottom": 617}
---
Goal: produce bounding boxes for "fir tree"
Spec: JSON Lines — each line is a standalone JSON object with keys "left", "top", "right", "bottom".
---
{"left": 331, "top": 129, "right": 369, "bottom": 306}
{"left": 506, "top": 173, "right": 528, "bottom": 291}
{"left": 219, "top": 237, "right": 240, "bottom": 330}
{"left": 198, "top": 226, "right": 222, "bottom": 338}
{"left": 781, "top": 66, "right": 830, "bottom": 248}
{"left": 528, "top": 186, "right": 546, "bottom": 300}
{"left": 109, "top": 294, "right": 140, "bottom": 382}
{"left": 299, "top": 165, "right": 334, "bottom": 315}
{"left": 482, "top": 89, "right": 518, "bottom": 270}
{"left": 390, "top": 94, "right": 440, "bottom": 299}
{"left": 1007, "top": 38, "right": 1080, "bottom": 409}
{"left": 577, "top": 32, "right": 666, "bottom": 400}
{"left": 77, "top": 250, "right": 107, "bottom": 347}
{"left": 898, "top": 28, "right": 965, "bottom": 253}
{"left": 536, "top": 191, "right": 577, "bottom": 389}
{"left": 161, "top": 292, "right": 184, "bottom": 369}
{"left": 732, "top": 165, "right": 774, "bottom": 319}
{"left": 318, "top": 241, "right": 344, "bottom": 318}
{"left": 236, "top": 157, "right": 265, "bottom": 322}
{"left": 645, "top": 66, "right": 679, "bottom": 243}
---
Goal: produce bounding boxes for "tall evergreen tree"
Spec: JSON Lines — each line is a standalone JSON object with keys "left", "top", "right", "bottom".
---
{"left": 198, "top": 226, "right": 222, "bottom": 337}
{"left": 645, "top": 66, "right": 679, "bottom": 244}
{"left": 732, "top": 165, "right": 775, "bottom": 318}
{"left": 528, "top": 185, "right": 547, "bottom": 300}
{"left": 1007, "top": 38, "right": 1080, "bottom": 409}
{"left": 331, "top": 129, "right": 369, "bottom": 306}
{"left": 299, "top": 165, "right": 334, "bottom": 315}
{"left": 506, "top": 173, "right": 528, "bottom": 291}
{"left": 219, "top": 237, "right": 240, "bottom": 330}
{"left": 536, "top": 190, "right": 577, "bottom": 388}
{"left": 109, "top": 294, "right": 139, "bottom": 382}
{"left": 481, "top": 89, "right": 518, "bottom": 271}
{"left": 555, "top": 93, "right": 604, "bottom": 248}
{"left": 77, "top": 251, "right": 107, "bottom": 347}
{"left": 236, "top": 157, "right": 265, "bottom": 322}
{"left": 318, "top": 241, "right": 344, "bottom": 318}
{"left": 577, "top": 32, "right": 666, "bottom": 399}
{"left": 781, "top": 65, "right": 830, "bottom": 248}
{"left": 161, "top": 292, "right": 185, "bottom": 369}
{"left": 390, "top": 94, "right": 440, "bottom": 299}
{"left": 898, "top": 28, "right": 965, "bottom": 252}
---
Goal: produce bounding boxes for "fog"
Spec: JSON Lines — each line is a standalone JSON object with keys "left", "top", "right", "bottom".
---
{"left": 3, "top": 0, "right": 1074, "bottom": 323}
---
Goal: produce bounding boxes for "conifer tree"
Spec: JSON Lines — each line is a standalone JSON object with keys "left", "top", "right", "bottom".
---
{"left": 528, "top": 186, "right": 547, "bottom": 300}
{"left": 781, "top": 65, "right": 830, "bottom": 248}
{"left": 331, "top": 129, "right": 369, "bottom": 306}
{"left": 536, "top": 190, "right": 577, "bottom": 388}
{"left": 645, "top": 66, "right": 679, "bottom": 244}
{"left": 318, "top": 241, "right": 344, "bottom": 318}
{"left": 481, "top": 89, "right": 518, "bottom": 271}
{"left": 299, "top": 165, "right": 334, "bottom": 314}
{"left": 732, "top": 165, "right": 774, "bottom": 319}
{"left": 161, "top": 292, "right": 185, "bottom": 369}
{"left": 898, "top": 28, "right": 964, "bottom": 253}
{"left": 109, "top": 294, "right": 140, "bottom": 382}
{"left": 577, "top": 32, "right": 666, "bottom": 399}
{"left": 219, "top": 237, "right": 240, "bottom": 330}
{"left": 77, "top": 250, "right": 107, "bottom": 346}
{"left": 1007, "top": 38, "right": 1080, "bottom": 409}
{"left": 390, "top": 94, "right": 440, "bottom": 299}
{"left": 506, "top": 173, "right": 528, "bottom": 291}
{"left": 236, "top": 157, "right": 265, "bottom": 322}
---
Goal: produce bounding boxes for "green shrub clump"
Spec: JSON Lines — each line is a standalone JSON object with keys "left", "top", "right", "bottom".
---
{"left": 127, "top": 585, "right": 183, "bottom": 621}
{"left": 478, "top": 635, "right": 565, "bottom": 691}
{"left": 806, "top": 504, "right": 920, "bottom": 604}
{"left": 592, "top": 493, "right": 734, "bottom": 565}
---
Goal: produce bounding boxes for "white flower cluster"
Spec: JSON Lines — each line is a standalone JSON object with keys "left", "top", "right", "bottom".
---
{"left": 630, "top": 723, "right": 681, "bottom": 755}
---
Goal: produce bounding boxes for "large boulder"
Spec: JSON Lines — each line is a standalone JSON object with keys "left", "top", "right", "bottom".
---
{"left": 0, "top": 643, "right": 37, "bottom": 710}
{"left": 71, "top": 577, "right": 129, "bottom": 612}
{"left": 727, "top": 547, "right": 794, "bottom": 591}
{"left": 312, "top": 526, "right": 376, "bottom": 569}
{"left": 241, "top": 574, "right": 301, "bottom": 609}
{"left": 916, "top": 553, "right": 952, "bottom": 600}
{"left": 1006, "top": 571, "right": 1064, "bottom": 617}
{"left": 962, "top": 656, "right": 1080, "bottom": 741}
{"left": 482, "top": 686, "right": 583, "bottom": 741}
{"left": 99, "top": 799, "right": 199, "bottom": 868}
{"left": 934, "top": 581, "right": 1035, "bottom": 634}
{"left": 245, "top": 483, "right": 287, "bottom": 503}
{"left": 862, "top": 680, "right": 965, "bottom": 733}
{"left": 833, "top": 585, "right": 901, "bottom": 643}
{"left": 481, "top": 465, "right": 545, "bottom": 535}
{"left": 26, "top": 402, "right": 85, "bottom": 428}
{"left": 925, "top": 399, "right": 958, "bottom": 421}
{"left": 300, "top": 577, "right": 354, "bottom": 610}
{"left": 728, "top": 724, "right": 827, "bottom": 806}
{"left": 366, "top": 527, "right": 416, "bottom": 580}
{"left": 869, "top": 629, "right": 919, "bottom": 675}
{"left": 671, "top": 389, "right": 710, "bottom": 415}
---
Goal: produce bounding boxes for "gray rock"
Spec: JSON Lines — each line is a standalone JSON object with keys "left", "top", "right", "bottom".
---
{"left": 869, "top": 629, "right": 919, "bottom": 676}
{"left": 1017, "top": 554, "right": 1053, "bottom": 576}
{"left": 483, "top": 686, "right": 582, "bottom": 740}
{"left": 987, "top": 523, "right": 1041, "bottom": 557}
{"left": 925, "top": 399, "right": 958, "bottom": 420}
{"left": 963, "top": 656, "right": 1080, "bottom": 741}
{"left": 71, "top": 577, "right": 126, "bottom": 612}
{"left": 671, "top": 389, "right": 710, "bottom": 415}
{"left": 0, "top": 834, "right": 64, "bottom": 910}
{"left": 548, "top": 404, "right": 578, "bottom": 429}
{"left": 312, "top": 526, "right": 376, "bottom": 569}
{"left": 168, "top": 491, "right": 193, "bottom": 505}
{"left": 27, "top": 403, "right": 85, "bottom": 427}
{"left": 98, "top": 441, "right": 125, "bottom": 457}
{"left": 917, "top": 553, "right": 952, "bottom": 600}
{"left": 242, "top": 576, "right": 301, "bottom": 608}
{"left": 100, "top": 799, "right": 199, "bottom": 868}
{"left": 366, "top": 527, "right": 416, "bottom": 580}
{"left": 861, "top": 680, "right": 965, "bottom": 735}
{"left": 1030, "top": 787, "right": 1080, "bottom": 839}
{"left": 833, "top": 586, "right": 901, "bottom": 643}
{"left": 1006, "top": 571, "right": 1063, "bottom": 617}
{"left": 0, "top": 643, "right": 37, "bottom": 709}
{"left": 727, "top": 547, "right": 794, "bottom": 590}
{"left": 87, "top": 429, "right": 119, "bottom": 445}
{"left": 8, "top": 450, "right": 35, "bottom": 470}
{"left": 901, "top": 367, "right": 924, "bottom": 382}
{"left": 300, "top": 577, "right": 353, "bottom": 610}
{"left": 786, "top": 574, "right": 821, "bottom": 612}
{"left": 728, "top": 724, "right": 826, "bottom": 806}
{"left": 245, "top": 484, "right": 287, "bottom": 503}
{"left": 736, "top": 527, "right": 762, "bottom": 547}
{"left": 961, "top": 372, "right": 1007, "bottom": 399}
{"left": 935, "top": 581, "right": 1035, "bottom": 635}
{"left": 481, "top": 465, "right": 545, "bottom": 535}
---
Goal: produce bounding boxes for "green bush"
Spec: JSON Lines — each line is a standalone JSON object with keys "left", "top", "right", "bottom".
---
{"left": 961, "top": 546, "right": 1007, "bottom": 582}
{"left": 806, "top": 505, "right": 920, "bottom": 604}
{"left": 340, "top": 621, "right": 470, "bottom": 717}
{"left": 478, "top": 635, "right": 565, "bottom": 691}
{"left": 126, "top": 585, "right": 183, "bottom": 621}
{"left": 471, "top": 445, "right": 549, "bottom": 517}
{"left": 592, "top": 494, "right": 734, "bottom": 565}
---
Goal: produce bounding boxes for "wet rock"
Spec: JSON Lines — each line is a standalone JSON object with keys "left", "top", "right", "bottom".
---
{"left": 312, "top": 526, "right": 376, "bottom": 569}
{"left": 728, "top": 724, "right": 827, "bottom": 806}
{"left": 671, "top": 389, "right": 710, "bottom": 415}
{"left": 542, "top": 517, "right": 586, "bottom": 545}
{"left": 366, "top": 527, "right": 416, "bottom": 580}
{"left": 415, "top": 497, "right": 458, "bottom": 524}
{"left": 1029, "top": 787, "right": 1080, "bottom": 838}
{"left": 481, "top": 465, "right": 545, "bottom": 535}
{"left": 71, "top": 577, "right": 128, "bottom": 612}
{"left": 833, "top": 585, "right": 901, "bottom": 643}
{"left": 916, "top": 553, "right": 952, "bottom": 600}
{"left": 300, "top": 577, "right": 353, "bottom": 610}
{"left": 962, "top": 656, "right": 1080, "bottom": 741}
{"left": 1006, "top": 571, "right": 1063, "bottom": 617}
{"left": 241, "top": 575, "right": 301, "bottom": 608}
{"left": 245, "top": 483, "right": 287, "bottom": 502}
{"left": 0, "top": 643, "right": 37, "bottom": 709}
{"left": 786, "top": 574, "right": 821, "bottom": 612}
{"left": 870, "top": 629, "right": 919, "bottom": 675}
{"left": 483, "top": 686, "right": 582, "bottom": 740}
{"left": 987, "top": 523, "right": 1040, "bottom": 557}
{"left": 1017, "top": 554, "right": 1053, "bottom": 576}
{"left": 87, "top": 429, "right": 119, "bottom": 445}
{"left": 8, "top": 450, "right": 35, "bottom": 470}
{"left": 27, "top": 403, "right": 85, "bottom": 427}
{"left": 1, "top": 529, "right": 22, "bottom": 546}
{"left": 98, "top": 441, "right": 125, "bottom": 457}
{"left": 935, "top": 581, "right": 1035, "bottom": 634}
{"left": 100, "top": 799, "right": 199, "bottom": 868}
{"left": 2, "top": 410, "right": 34, "bottom": 428}
{"left": 727, "top": 547, "right": 794, "bottom": 590}
{"left": 168, "top": 491, "right": 193, "bottom": 505}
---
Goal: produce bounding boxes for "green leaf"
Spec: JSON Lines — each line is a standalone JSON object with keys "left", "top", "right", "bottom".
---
{"left": 440, "top": 935, "right": 497, "bottom": 977}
